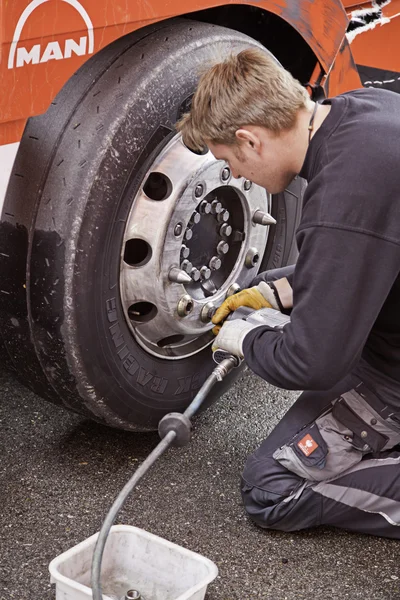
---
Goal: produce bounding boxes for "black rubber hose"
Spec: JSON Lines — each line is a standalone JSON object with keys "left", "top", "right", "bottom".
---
{"left": 91, "top": 356, "right": 238, "bottom": 600}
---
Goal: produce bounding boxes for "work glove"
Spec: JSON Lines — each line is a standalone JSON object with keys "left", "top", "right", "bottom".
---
{"left": 212, "top": 319, "right": 263, "bottom": 359}
{"left": 212, "top": 282, "right": 279, "bottom": 334}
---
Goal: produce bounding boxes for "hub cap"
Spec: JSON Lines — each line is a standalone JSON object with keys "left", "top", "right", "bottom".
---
{"left": 120, "top": 135, "right": 274, "bottom": 359}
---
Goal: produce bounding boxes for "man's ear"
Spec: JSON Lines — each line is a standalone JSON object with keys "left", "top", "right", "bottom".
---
{"left": 235, "top": 128, "right": 260, "bottom": 151}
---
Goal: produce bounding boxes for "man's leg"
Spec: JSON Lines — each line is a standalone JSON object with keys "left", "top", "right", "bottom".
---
{"left": 241, "top": 374, "right": 400, "bottom": 538}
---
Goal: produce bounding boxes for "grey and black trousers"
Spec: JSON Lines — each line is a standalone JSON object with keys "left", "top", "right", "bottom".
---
{"left": 243, "top": 268, "right": 400, "bottom": 538}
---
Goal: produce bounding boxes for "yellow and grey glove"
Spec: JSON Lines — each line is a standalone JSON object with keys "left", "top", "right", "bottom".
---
{"left": 211, "top": 319, "right": 263, "bottom": 359}
{"left": 212, "top": 282, "right": 279, "bottom": 334}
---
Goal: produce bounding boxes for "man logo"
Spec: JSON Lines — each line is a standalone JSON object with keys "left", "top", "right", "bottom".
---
{"left": 8, "top": 0, "right": 94, "bottom": 69}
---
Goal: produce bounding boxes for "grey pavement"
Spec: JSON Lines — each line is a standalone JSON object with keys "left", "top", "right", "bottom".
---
{"left": 1, "top": 365, "right": 400, "bottom": 600}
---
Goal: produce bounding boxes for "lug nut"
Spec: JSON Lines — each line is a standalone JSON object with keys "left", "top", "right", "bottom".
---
{"left": 184, "top": 229, "right": 193, "bottom": 241}
{"left": 244, "top": 179, "right": 252, "bottom": 191}
{"left": 217, "top": 209, "right": 230, "bottom": 223}
{"left": 174, "top": 222, "right": 183, "bottom": 236}
{"left": 180, "top": 259, "right": 193, "bottom": 273}
{"left": 219, "top": 223, "right": 232, "bottom": 238}
{"left": 226, "top": 283, "right": 241, "bottom": 297}
{"left": 194, "top": 183, "right": 204, "bottom": 198}
{"left": 177, "top": 294, "right": 194, "bottom": 317}
{"left": 209, "top": 256, "right": 222, "bottom": 271}
{"left": 199, "top": 201, "right": 211, "bottom": 214}
{"left": 190, "top": 267, "right": 201, "bottom": 282}
{"left": 190, "top": 211, "right": 201, "bottom": 225}
{"left": 211, "top": 199, "right": 223, "bottom": 214}
{"left": 168, "top": 267, "right": 192, "bottom": 284}
{"left": 252, "top": 209, "right": 276, "bottom": 226}
{"left": 221, "top": 167, "right": 231, "bottom": 182}
{"left": 181, "top": 244, "right": 190, "bottom": 259}
{"left": 200, "top": 266, "right": 211, "bottom": 280}
{"left": 201, "top": 302, "right": 216, "bottom": 323}
{"left": 245, "top": 247, "right": 260, "bottom": 268}
{"left": 217, "top": 241, "right": 229, "bottom": 255}
{"left": 125, "top": 591, "right": 142, "bottom": 600}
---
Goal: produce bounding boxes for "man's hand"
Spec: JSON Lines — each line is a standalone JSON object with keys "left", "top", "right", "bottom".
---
{"left": 212, "top": 282, "right": 278, "bottom": 334}
{"left": 212, "top": 320, "right": 262, "bottom": 359}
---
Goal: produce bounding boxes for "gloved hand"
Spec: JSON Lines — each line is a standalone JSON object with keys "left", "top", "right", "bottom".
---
{"left": 212, "top": 319, "right": 263, "bottom": 359}
{"left": 212, "top": 282, "right": 279, "bottom": 334}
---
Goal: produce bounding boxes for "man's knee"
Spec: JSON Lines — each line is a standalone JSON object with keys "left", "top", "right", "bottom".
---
{"left": 240, "top": 454, "right": 308, "bottom": 531}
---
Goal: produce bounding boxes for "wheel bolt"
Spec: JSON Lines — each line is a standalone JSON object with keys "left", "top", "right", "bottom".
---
{"left": 194, "top": 183, "right": 204, "bottom": 198}
{"left": 244, "top": 179, "right": 252, "bottom": 191}
{"left": 177, "top": 294, "right": 194, "bottom": 317}
{"left": 199, "top": 201, "right": 211, "bottom": 214}
{"left": 217, "top": 209, "right": 230, "bottom": 223}
{"left": 211, "top": 199, "right": 222, "bottom": 214}
{"left": 190, "top": 267, "right": 201, "bottom": 282}
{"left": 200, "top": 266, "right": 211, "bottom": 280}
{"left": 221, "top": 167, "right": 231, "bottom": 182}
{"left": 181, "top": 245, "right": 190, "bottom": 259}
{"left": 185, "top": 229, "right": 193, "bottom": 241}
{"left": 174, "top": 222, "right": 183, "bottom": 236}
{"left": 209, "top": 256, "right": 222, "bottom": 271}
{"left": 219, "top": 223, "right": 232, "bottom": 238}
{"left": 201, "top": 302, "right": 216, "bottom": 323}
{"left": 217, "top": 241, "right": 229, "bottom": 255}
{"left": 181, "top": 259, "right": 193, "bottom": 273}
{"left": 245, "top": 247, "right": 260, "bottom": 268}
{"left": 226, "top": 283, "right": 241, "bottom": 297}
{"left": 191, "top": 211, "right": 201, "bottom": 225}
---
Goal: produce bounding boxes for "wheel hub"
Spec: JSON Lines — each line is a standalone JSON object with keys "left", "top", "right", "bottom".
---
{"left": 120, "top": 134, "right": 275, "bottom": 359}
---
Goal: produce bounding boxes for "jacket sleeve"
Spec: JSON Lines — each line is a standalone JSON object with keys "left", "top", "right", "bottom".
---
{"left": 242, "top": 224, "right": 400, "bottom": 390}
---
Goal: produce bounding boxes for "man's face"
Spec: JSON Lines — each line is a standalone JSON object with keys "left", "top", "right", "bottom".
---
{"left": 207, "top": 130, "right": 296, "bottom": 194}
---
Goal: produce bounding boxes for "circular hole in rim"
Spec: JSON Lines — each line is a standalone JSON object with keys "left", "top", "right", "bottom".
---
{"left": 128, "top": 302, "right": 157, "bottom": 323}
{"left": 124, "top": 238, "right": 152, "bottom": 267}
{"left": 143, "top": 171, "right": 172, "bottom": 201}
{"left": 157, "top": 334, "right": 186, "bottom": 348}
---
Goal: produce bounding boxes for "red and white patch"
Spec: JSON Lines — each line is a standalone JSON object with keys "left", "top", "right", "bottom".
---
{"left": 297, "top": 434, "right": 319, "bottom": 457}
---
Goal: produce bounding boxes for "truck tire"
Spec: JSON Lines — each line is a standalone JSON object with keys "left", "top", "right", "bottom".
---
{"left": 0, "top": 20, "right": 303, "bottom": 430}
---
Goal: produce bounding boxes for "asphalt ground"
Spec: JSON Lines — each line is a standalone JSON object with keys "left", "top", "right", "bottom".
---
{"left": 1, "top": 364, "right": 400, "bottom": 600}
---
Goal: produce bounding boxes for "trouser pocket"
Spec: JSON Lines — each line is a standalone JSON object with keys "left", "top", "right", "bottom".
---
{"left": 273, "top": 385, "right": 400, "bottom": 482}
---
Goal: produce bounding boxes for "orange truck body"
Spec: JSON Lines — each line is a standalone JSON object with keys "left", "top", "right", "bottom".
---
{"left": 1, "top": 0, "right": 400, "bottom": 147}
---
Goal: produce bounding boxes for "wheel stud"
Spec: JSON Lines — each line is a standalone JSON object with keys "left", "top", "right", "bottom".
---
{"left": 217, "top": 209, "right": 230, "bottom": 223}
{"left": 200, "top": 266, "right": 211, "bottom": 280}
{"left": 211, "top": 199, "right": 223, "bottom": 214}
{"left": 195, "top": 183, "right": 204, "bottom": 198}
{"left": 252, "top": 209, "right": 276, "bottom": 226}
{"left": 181, "top": 245, "right": 190, "bottom": 259}
{"left": 221, "top": 167, "right": 230, "bottom": 182}
{"left": 217, "top": 241, "right": 229, "bottom": 255}
{"left": 184, "top": 229, "right": 193, "bottom": 241}
{"left": 199, "top": 200, "right": 211, "bottom": 214}
{"left": 244, "top": 179, "right": 252, "bottom": 191}
{"left": 219, "top": 223, "right": 232, "bottom": 238}
{"left": 174, "top": 222, "right": 183, "bottom": 236}
{"left": 190, "top": 211, "right": 201, "bottom": 225}
{"left": 177, "top": 294, "right": 194, "bottom": 317}
{"left": 245, "top": 247, "right": 260, "bottom": 268}
{"left": 190, "top": 267, "right": 201, "bottom": 282}
{"left": 201, "top": 302, "right": 216, "bottom": 323}
{"left": 168, "top": 267, "right": 192, "bottom": 284}
{"left": 226, "top": 283, "right": 241, "bottom": 297}
{"left": 209, "top": 256, "right": 222, "bottom": 271}
{"left": 181, "top": 259, "right": 193, "bottom": 273}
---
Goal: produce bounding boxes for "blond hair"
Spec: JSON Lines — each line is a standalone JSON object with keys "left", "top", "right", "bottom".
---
{"left": 177, "top": 47, "right": 310, "bottom": 152}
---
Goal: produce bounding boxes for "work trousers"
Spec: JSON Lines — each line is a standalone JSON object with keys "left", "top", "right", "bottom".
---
{"left": 242, "top": 267, "right": 400, "bottom": 538}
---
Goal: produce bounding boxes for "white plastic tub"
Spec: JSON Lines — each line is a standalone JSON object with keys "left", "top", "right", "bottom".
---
{"left": 49, "top": 525, "right": 218, "bottom": 600}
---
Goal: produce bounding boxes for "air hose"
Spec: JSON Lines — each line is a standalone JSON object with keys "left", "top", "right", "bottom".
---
{"left": 91, "top": 354, "right": 240, "bottom": 600}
